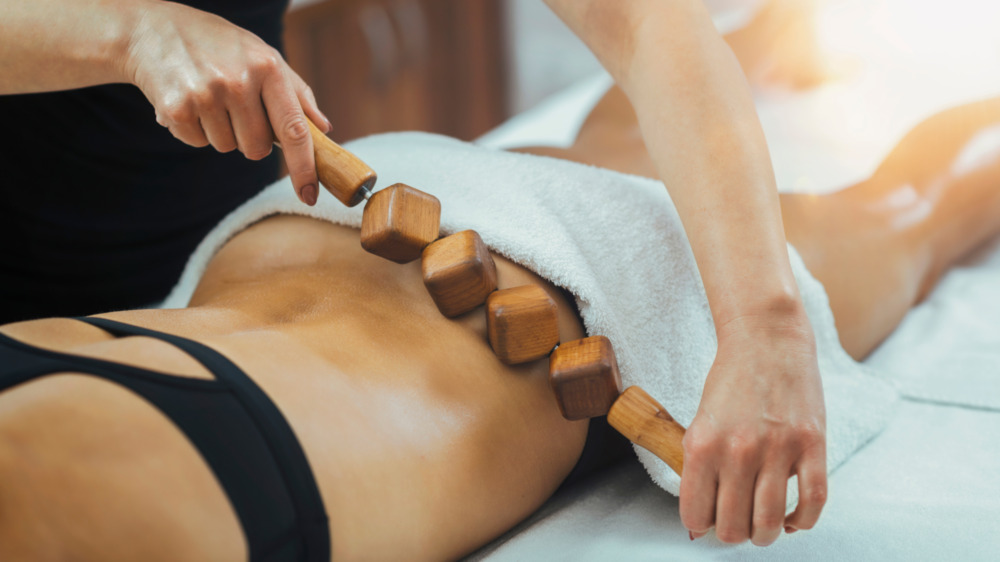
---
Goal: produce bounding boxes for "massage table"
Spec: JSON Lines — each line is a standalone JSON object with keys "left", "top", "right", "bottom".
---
{"left": 469, "top": 1, "right": 1000, "bottom": 558}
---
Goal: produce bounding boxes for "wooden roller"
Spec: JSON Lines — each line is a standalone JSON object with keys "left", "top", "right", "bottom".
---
{"left": 422, "top": 230, "right": 498, "bottom": 317}
{"left": 361, "top": 183, "right": 441, "bottom": 263}
{"left": 608, "top": 386, "right": 686, "bottom": 477}
{"left": 487, "top": 285, "right": 560, "bottom": 365}
{"left": 308, "top": 119, "right": 377, "bottom": 207}
{"left": 549, "top": 336, "right": 622, "bottom": 420}
{"left": 549, "top": 336, "right": 686, "bottom": 477}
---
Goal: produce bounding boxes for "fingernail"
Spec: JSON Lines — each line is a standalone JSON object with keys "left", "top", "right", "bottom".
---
{"left": 301, "top": 184, "right": 318, "bottom": 206}
{"left": 689, "top": 531, "right": 695, "bottom": 541}
{"left": 785, "top": 525, "right": 797, "bottom": 534}
{"left": 324, "top": 118, "right": 333, "bottom": 133}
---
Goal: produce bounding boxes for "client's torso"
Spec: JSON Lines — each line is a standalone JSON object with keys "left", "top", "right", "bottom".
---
{"left": 0, "top": 215, "right": 588, "bottom": 561}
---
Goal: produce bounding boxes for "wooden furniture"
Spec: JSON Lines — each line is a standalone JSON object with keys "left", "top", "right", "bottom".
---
{"left": 421, "top": 230, "right": 498, "bottom": 317}
{"left": 285, "top": 0, "right": 509, "bottom": 143}
{"left": 487, "top": 285, "right": 560, "bottom": 364}
{"left": 361, "top": 183, "right": 441, "bottom": 263}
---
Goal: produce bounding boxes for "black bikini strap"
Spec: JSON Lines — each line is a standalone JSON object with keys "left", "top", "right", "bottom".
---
{"left": 75, "top": 317, "right": 330, "bottom": 562}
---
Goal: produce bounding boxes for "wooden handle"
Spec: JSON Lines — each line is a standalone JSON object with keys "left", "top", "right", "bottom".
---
{"left": 308, "top": 119, "right": 377, "bottom": 207}
{"left": 607, "top": 386, "right": 686, "bottom": 477}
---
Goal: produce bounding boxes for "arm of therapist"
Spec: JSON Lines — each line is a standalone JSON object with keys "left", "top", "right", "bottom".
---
{"left": 545, "top": 0, "right": 827, "bottom": 547}
{"left": 0, "top": 0, "right": 328, "bottom": 206}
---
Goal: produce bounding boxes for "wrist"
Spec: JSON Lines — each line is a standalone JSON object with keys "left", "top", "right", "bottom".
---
{"left": 714, "top": 289, "right": 814, "bottom": 346}
{"left": 112, "top": 0, "right": 159, "bottom": 85}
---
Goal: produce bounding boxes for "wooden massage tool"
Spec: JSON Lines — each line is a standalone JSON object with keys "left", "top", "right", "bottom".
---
{"left": 303, "top": 122, "right": 687, "bottom": 477}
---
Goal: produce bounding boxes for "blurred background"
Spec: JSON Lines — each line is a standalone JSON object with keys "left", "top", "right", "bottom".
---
{"left": 285, "top": 0, "right": 598, "bottom": 142}
{"left": 285, "top": 0, "right": 1000, "bottom": 172}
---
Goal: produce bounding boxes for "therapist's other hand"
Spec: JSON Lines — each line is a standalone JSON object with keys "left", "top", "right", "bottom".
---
{"left": 680, "top": 310, "right": 827, "bottom": 546}
{"left": 124, "top": 2, "right": 331, "bottom": 206}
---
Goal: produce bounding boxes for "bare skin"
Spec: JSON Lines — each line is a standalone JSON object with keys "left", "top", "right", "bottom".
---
{"left": 2, "top": 86, "right": 1000, "bottom": 559}
{"left": 546, "top": 1, "right": 828, "bottom": 544}
{"left": 5, "top": 0, "right": 833, "bottom": 541}
{"left": 0, "top": 0, "right": 330, "bottom": 204}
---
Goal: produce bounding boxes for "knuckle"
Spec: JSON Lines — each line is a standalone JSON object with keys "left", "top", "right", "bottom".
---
{"left": 254, "top": 49, "right": 283, "bottom": 74}
{"left": 188, "top": 88, "right": 215, "bottom": 110}
{"left": 682, "top": 435, "right": 712, "bottom": 461}
{"left": 715, "top": 528, "right": 748, "bottom": 544}
{"left": 213, "top": 74, "right": 248, "bottom": 98}
{"left": 770, "top": 427, "right": 797, "bottom": 450}
{"left": 796, "top": 423, "right": 825, "bottom": 448}
{"left": 205, "top": 73, "right": 227, "bottom": 93}
{"left": 162, "top": 101, "right": 194, "bottom": 124}
{"left": 802, "top": 484, "right": 828, "bottom": 509}
{"left": 727, "top": 435, "right": 758, "bottom": 466}
{"left": 281, "top": 117, "right": 311, "bottom": 145}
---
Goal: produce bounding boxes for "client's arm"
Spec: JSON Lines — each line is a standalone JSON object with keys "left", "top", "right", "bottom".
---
{"left": 545, "top": 0, "right": 826, "bottom": 545}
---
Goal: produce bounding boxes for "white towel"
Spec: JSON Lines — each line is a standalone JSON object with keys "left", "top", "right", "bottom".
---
{"left": 163, "top": 132, "right": 898, "bottom": 500}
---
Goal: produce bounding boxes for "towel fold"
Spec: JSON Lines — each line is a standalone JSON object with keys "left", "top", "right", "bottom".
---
{"left": 163, "top": 132, "right": 898, "bottom": 500}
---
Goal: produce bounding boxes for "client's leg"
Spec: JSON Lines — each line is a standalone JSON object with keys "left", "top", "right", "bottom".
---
{"left": 518, "top": 87, "right": 1000, "bottom": 358}
{"left": 782, "top": 98, "right": 1000, "bottom": 357}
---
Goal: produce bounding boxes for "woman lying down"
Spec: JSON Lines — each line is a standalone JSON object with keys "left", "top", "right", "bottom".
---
{"left": 2, "top": 84, "right": 1000, "bottom": 559}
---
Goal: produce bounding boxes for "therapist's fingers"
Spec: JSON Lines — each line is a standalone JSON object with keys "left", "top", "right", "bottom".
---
{"left": 784, "top": 446, "right": 828, "bottom": 533}
{"left": 679, "top": 432, "right": 718, "bottom": 537}
{"left": 199, "top": 105, "right": 238, "bottom": 153}
{"left": 714, "top": 462, "right": 756, "bottom": 544}
{"left": 290, "top": 71, "right": 332, "bottom": 133}
{"left": 750, "top": 462, "right": 791, "bottom": 546}
{"left": 263, "top": 73, "right": 318, "bottom": 206}
{"left": 156, "top": 103, "right": 209, "bottom": 148}
{"left": 228, "top": 91, "right": 274, "bottom": 161}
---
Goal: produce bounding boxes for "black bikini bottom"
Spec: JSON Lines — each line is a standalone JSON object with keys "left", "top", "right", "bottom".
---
{"left": 0, "top": 317, "right": 329, "bottom": 561}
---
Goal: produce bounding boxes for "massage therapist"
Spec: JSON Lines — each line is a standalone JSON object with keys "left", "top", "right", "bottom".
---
{"left": 1, "top": 0, "right": 328, "bottom": 323}
{"left": 0, "top": 0, "right": 827, "bottom": 548}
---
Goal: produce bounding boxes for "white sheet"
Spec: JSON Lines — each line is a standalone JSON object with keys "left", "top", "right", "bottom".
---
{"left": 162, "top": 129, "right": 896, "bottom": 505}
{"left": 473, "top": 401, "right": 1000, "bottom": 561}
{"left": 470, "top": 0, "right": 1000, "bottom": 557}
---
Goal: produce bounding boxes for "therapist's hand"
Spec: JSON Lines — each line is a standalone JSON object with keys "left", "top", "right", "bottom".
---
{"left": 124, "top": 1, "right": 331, "bottom": 205}
{"left": 680, "top": 310, "right": 827, "bottom": 546}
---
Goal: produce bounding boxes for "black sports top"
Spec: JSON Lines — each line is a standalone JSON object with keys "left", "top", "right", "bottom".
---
{"left": 0, "top": 0, "right": 289, "bottom": 324}
{"left": 0, "top": 316, "right": 330, "bottom": 561}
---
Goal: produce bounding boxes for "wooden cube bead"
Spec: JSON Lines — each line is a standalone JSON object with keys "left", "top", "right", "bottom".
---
{"left": 421, "top": 230, "right": 498, "bottom": 317}
{"left": 487, "top": 285, "right": 560, "bottom": 365}
{"left": 549, "top": 336, "right": 622, "bottom": 420}
{"left": 360, "top": 183, "right": 441, "bottom": 264}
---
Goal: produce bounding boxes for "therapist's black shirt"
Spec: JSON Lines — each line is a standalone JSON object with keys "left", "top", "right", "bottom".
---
{"left": 0, "top": 0, "right": 290, "bottom": 324}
